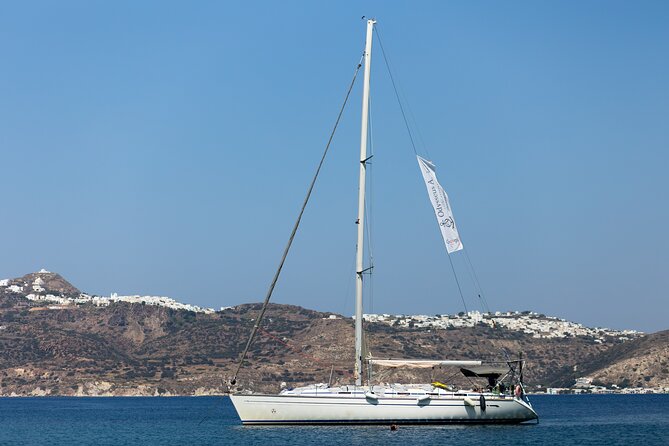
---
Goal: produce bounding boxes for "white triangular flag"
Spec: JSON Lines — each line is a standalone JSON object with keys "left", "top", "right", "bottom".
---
{"left": 417, "top": 155, "right": 463, "bottom": 253}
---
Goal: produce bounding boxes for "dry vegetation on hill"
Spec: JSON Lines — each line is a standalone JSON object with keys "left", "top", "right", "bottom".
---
{"left": 0, "top": 273, "right": 666, "bottom": 396}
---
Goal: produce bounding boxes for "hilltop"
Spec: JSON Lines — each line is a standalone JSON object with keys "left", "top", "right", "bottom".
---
{"left": 0, "top": 270, "right": 666, "bottom": 396}
{"left": 1, "top": 270, "right": 215, "bottom": 313}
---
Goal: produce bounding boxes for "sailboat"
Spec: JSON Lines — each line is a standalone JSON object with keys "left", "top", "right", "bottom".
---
{"left": 230, "top": 19, "right": 538, "bottom": 425}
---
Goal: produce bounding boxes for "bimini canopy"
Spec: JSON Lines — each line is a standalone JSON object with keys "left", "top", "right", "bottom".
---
{"left": 460, "top": 364, "right": 510, "bottom": 378}
{"left": 369, "top": 359, "right": 482, "bottom": 369}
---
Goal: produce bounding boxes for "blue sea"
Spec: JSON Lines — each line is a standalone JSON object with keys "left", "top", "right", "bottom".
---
{"left": 0, "top": 395, "right": 667, "bottom": 445}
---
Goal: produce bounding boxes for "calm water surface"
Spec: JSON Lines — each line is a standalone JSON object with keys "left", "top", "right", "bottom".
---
{"left": 0, "top": 394, "right": 667, "bottom": 445}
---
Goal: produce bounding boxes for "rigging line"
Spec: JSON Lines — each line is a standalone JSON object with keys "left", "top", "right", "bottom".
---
{"left": 447, "top": 253, "right": 468, "bottom": 315}
{"left": 404, "top": 92, "right": 432, "bottom": 160}
{"left": 365, "top": 95, "right": 375, "bottom": 265}
{"left": 366, "top": 93, "right": 375, "bottom": 314}
{"left": 376, "top": 33, "right": 431, "bottom": 160}
{"left": 460, "top": 252, "right": 478, "bottom": 296}
{"left": 462, "top": 248, "right": 490, "bottom": 314}
{"left": 230, "top": 55, "right": 365, "bottom": 387}
{"left": 374, "top": 26, "right": 418, "bottom": 156}
{"left": 448, "top": 258, "right": 484, "bottom": 358}
{"left": 365, "top": 198, "right": 375, "bottom": 314}
{"left": 438, "top": 369, "right": 464, "bottom": 387}
{"left": 341, "top": 251, "right": 357, "bottom": 316}
{"left": 464, "top": 249, "right": 491, "bottom": 314}
{"left": 369, "top": 262, "right": 374, "bottom": 314}
{"left": 448, "top": 251, "right": 484, "bottom": 357}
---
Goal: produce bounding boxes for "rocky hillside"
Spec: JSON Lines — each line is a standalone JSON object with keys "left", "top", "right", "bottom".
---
{"left": 0, "top": 271, "right": 666, "bottom": 396}
{"left": 566, "top": 330, "right": 669, "bottom": 388}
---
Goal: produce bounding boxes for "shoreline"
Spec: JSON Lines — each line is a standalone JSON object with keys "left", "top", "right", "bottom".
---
{"left": 3, "top": 391, "right": 668, "bottom": 398}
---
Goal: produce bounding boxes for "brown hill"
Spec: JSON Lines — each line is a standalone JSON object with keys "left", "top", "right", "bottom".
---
{"left": 562, "top": 330, "right": 669, "bottom": 388}
{"left": 7, "top": 270, "right": 81, "bottom": 297}
{"left": 0, "top": 272, "right": 665, "bottom": 396}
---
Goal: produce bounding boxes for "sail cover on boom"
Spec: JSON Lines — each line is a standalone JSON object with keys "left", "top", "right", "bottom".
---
{"left": 369, "top": 359, "right": 482, "bottom": 369}
{"left": 416, "top": 156, "right": 463, "bottom": 253}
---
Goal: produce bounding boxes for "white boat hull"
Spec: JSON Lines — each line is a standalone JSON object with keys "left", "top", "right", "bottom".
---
{"left": 230, "top": 393, "right": 538, "bottom": 425}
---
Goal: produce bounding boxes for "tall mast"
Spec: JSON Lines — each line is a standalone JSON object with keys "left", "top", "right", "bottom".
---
{"left": 354, "top": 18, "right": 375, "bottom": 387}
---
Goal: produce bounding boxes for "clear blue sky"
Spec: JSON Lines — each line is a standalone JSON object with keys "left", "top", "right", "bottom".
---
{"left": 1, "top": 1, "right": 667, "bottom": 332}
